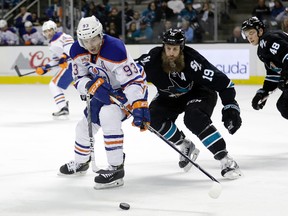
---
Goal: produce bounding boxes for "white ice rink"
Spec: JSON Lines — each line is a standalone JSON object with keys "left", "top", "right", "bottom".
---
{"left": 1, "top": 83, "right": 287, "bottom": 216}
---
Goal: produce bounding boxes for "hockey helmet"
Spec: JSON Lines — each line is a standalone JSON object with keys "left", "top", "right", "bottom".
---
{"left": 24, "top": 21, "right": 33, "bottom": 28}
{"left": 241, "top": 16, "right": 265, "bottom": 39}
{"left": 162, "top": 28, "right": 185, "bottom": 49}
{"left": 0, "top": 19, "right": 7, "bottom": 29}
{"left": 77, "top": 15, "right": 103, "bottom": 48}
{"left": 42, "top": 20, "right": 57, "bottom": 32}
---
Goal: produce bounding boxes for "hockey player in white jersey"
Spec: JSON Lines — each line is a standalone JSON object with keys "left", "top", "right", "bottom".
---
{"left": 58, "top": 15, "right": 150, "bottom": 189}
{"left": 35, "top": 20, "right": 74, "bottom": 117}
{"left": 22, "top": 21, "right": 44, "bottom": 45}
{"left": 0, "top": 19, "right": 19, "bottom": 45}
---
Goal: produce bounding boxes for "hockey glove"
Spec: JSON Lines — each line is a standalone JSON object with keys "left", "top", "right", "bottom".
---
{"left": 58, "top": 54, "right": 68, "bottom": 69}
{"left": 86, "top": 76, "right": 112, "bottom": 105}
{"left": 222, "top": 103, "right": 242, "bottom": 135}
{"left": 251, "top": 89, "right": 269, "bottom": 110}
{"left": 35, "top": 64, "right": 51, "bottom": 75}
{"left": 132, "top": 100, "right": 150, "bottom": 131}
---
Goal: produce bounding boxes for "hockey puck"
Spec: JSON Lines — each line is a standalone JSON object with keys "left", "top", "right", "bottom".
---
{"left": 119, "top": 202, "right": 130, "bottom": 210}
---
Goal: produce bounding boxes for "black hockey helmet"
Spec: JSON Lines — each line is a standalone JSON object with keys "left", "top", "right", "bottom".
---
{"left": 241, "top": 16, "right": 265, "bottom": 39}
{"left": 162, "top": 28, "right": 185, "bottom": 49}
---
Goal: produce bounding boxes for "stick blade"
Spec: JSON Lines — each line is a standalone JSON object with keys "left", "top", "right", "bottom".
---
{"left": 14, "top": 65, "right": 22, "bottom": 77}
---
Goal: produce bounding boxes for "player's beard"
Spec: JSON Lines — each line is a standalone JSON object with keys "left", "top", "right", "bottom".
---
{"left": 162, "top": 51, "right": 185, "bottom": 74}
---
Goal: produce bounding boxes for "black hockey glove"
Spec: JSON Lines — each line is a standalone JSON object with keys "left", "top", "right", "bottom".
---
{"left": 251, "top": 89, "right": 269, "bottom": 110}
{"left": 222, "top": 103, "right": 242, "bottom": 135}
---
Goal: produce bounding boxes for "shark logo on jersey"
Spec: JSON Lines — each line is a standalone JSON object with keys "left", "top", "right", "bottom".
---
{"left": 259, "top": 39, "right": 267, "bottom": 48}
{"left": 160, "top": 75, "right": 193, "bottom": 98}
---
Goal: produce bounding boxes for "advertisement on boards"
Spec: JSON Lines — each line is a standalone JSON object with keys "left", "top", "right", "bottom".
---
{"left": 198, "top": 49, "right": 249, "bottom": 79}
{"left": 0, "top": 46, "right": 50, "bottom": 76}
{"left": 1, "top": 45, "right": 249, "bottom": 79}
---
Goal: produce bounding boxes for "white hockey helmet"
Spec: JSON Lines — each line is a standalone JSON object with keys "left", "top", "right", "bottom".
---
{"left": 24, "top": 21, "right": 33, "bottom": 28}
{"left": 42, "top": 20, "right": 57, "bottom": 32}
{"left": 0, "top": 19, "right": 7, "bottom": 29}
{"left": 77, "top": 15, "right": 103, "bottom": 48}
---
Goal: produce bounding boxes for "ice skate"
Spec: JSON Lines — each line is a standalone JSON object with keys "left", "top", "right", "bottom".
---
{"left": 58, "top": 158, "right": 90, "bottom": 176}
{"left": 220, "top": 155, "right": 242, "bottom": 179}
{"left": 94, "top": 164, "right": 124, "bottom": 189}
{"left": 178, "top": 139, "right": 200, "bottom": 172}
{"left": 52, "top": 101, "right": 69, "bottom": 117}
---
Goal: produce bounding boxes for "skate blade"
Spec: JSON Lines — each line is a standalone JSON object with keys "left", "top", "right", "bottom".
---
{"left": 94, "top": 179, "right": 124, "bottom": 190}
{"left": 182, "top": 148, "right": 200, "bottom": 172}
{"left": 223, "top": 169, "right": 242, "bottom": 180}
{"left": 57, "top": 170, "right": 87, "bottom": 177}
{"left": 52, "top": 115, "right": 69, "bottom": 120}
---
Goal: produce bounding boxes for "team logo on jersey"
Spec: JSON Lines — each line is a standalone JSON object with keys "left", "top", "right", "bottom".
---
{"left": 190, "top": 60, "right": 202, "bottom": 71}
{"left": 160, "top": 78, "right": 193, "bottom": 98}
{"left": 81, "top": 55, "right": 90, "bottom": 64}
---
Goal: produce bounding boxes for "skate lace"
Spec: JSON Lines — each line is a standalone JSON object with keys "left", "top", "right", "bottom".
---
{"left": 100, "top": 173, "right": 115, "bottom": 179}
{"left": 67, "top": 161, "right": 81, "bottom": 172}
{"left": 221, "top": 157, "right": 235, "bottom": 169}
{"left": 181, "top": 140, "right": 192, "bottom": 156}
{"left": 100, "top": 166, "right": 117, "bottom": 178}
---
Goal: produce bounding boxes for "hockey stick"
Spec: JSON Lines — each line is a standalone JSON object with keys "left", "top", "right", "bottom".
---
{"left": 86, "top": 93, "right": 100, "bottom": 173}
{"left": 258, "top": 89, "right": 277, "bottom": 104}
{"left": 14, "top": 64, "right": 60, "bottom": 77}
{"left": 110, "top": 95, "right": 222, "bottom": 199}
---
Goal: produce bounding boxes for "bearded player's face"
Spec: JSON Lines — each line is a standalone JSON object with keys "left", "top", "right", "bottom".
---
{"left": 164, "top": 44, "right": 181, "bottom": 61}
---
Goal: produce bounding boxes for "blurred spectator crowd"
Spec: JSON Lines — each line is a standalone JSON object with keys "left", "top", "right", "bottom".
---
{"left": 0, "top": 0, "right": 63, "bottom": 46}
{"left": 81, "top": 0, "right": 218, "bottom": 43}
{"left": 2, "top": 0, "right": 288, "bottom": 46}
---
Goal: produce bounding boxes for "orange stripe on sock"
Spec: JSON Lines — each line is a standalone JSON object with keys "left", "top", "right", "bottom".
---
{"left": 75, "top": 146, "right": 90, "bottom": 153}
{"left": 55, "top": 96, "right": 65, "bottom": 102}
{"left": 104, "top": 140, "right": 123, "bottom": 145}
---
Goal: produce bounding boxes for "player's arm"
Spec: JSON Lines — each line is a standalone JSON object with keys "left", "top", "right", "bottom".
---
{"left": 115, "top": 58, "right": 150, "bottom": 131}
{"left": 251, "top": 64, "right": 279, "bottom": 110}
{"left": 134, "top": 53, "right": 151, "bottom": 67}
{"left": 73, "top": 61, "right": 92, "bottom": 95}
{"left": 209, "top": 72, "right": 242, "bottom": 135}
{"left": 193, "top": 57, "right": 242, "bottom": 134}
{"left": 266, "top": 36, "right": 288, "bottom": 90}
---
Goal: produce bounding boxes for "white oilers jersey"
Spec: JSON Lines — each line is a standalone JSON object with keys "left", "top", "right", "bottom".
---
{"left": 22, "top": 28, "right": 44, "bottom": 45}
{"left": 0, "top": 28, "right": 19, "bottom": 45}
{"left": 70, "top": 34, "right": 147, "bottom": 104}
{"left": 47, "top": 32, "right": 74, "bottom": 66}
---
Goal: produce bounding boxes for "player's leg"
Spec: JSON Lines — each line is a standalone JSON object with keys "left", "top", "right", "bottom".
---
{"left": 49, "top": 65, "right": 73, "bottom": 117}
{"left": 149, "top": 96, "right": 199, "bottom": 172}
{"left": 276, "top": 91, "right": 288, "bottom": 119}
{"left": 58, "top": 116, "right": 100, "bottom": 176}
{"left": 184, "top": 88, "right": 241, "bottom": 179}
{"left": 94, "top": 104, "right": 126, "bottom": 189}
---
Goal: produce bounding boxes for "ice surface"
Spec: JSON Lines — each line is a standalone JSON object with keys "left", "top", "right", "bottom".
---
{"left": 1, "top": 84, "right": 287, "bottom": 216}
